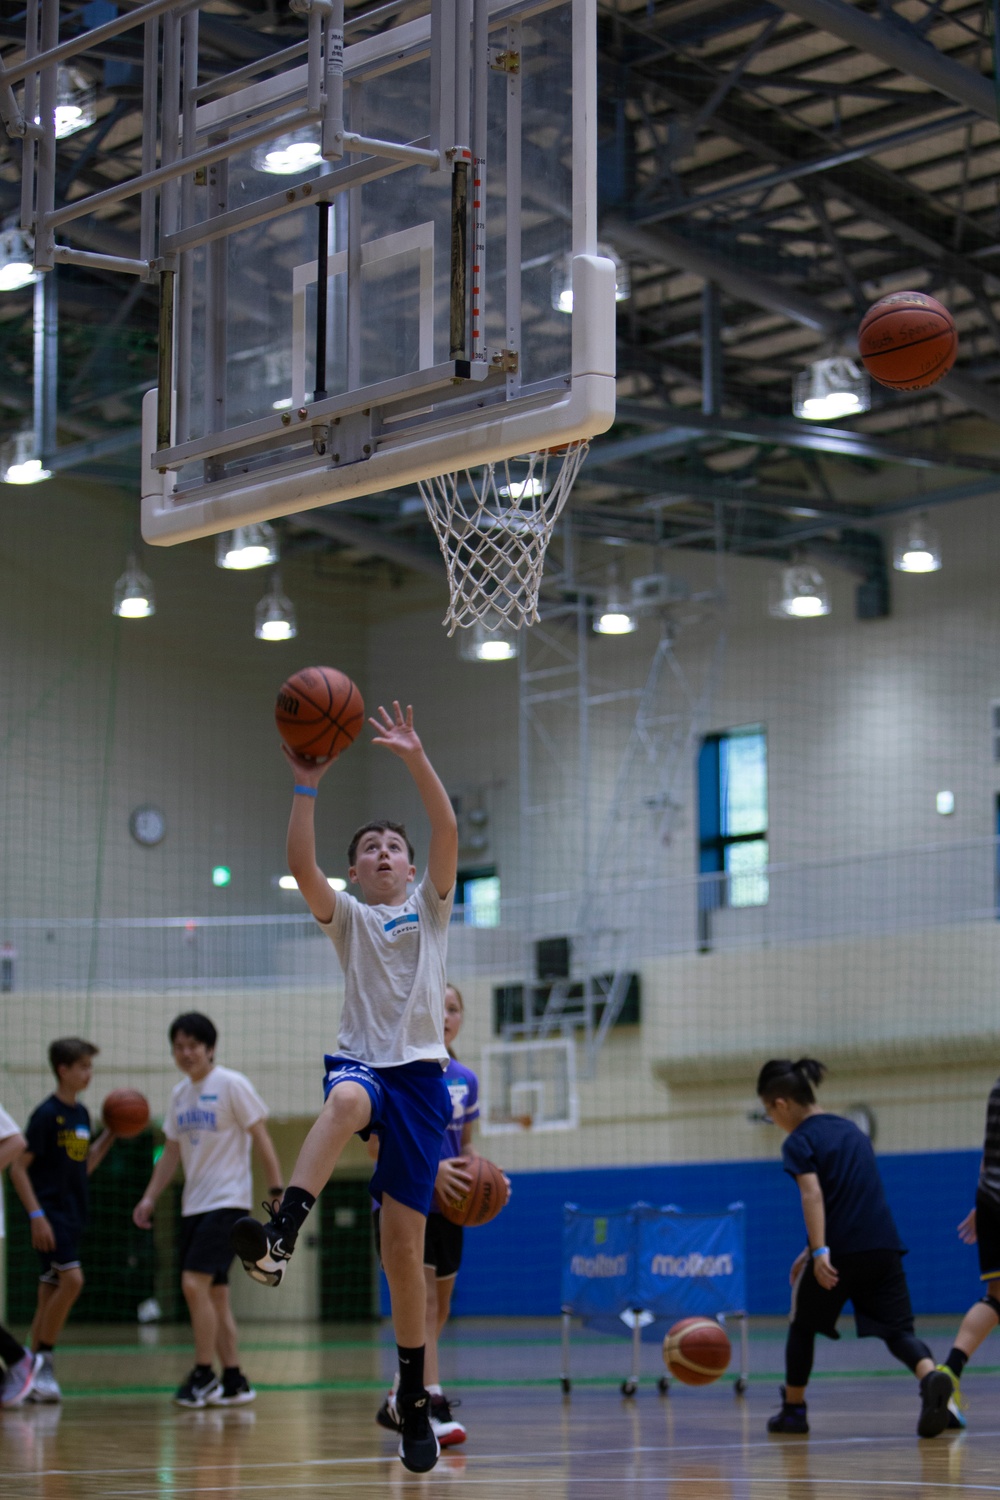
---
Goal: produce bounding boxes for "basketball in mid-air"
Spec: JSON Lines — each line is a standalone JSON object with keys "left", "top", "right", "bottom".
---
{"left": 662, "top": 1317, "right": 731, "bottom": 1386}
{"left": 436, "top": 1157, "right": 510, "bottom": 1227}
{"left": 857, "top": 291, "right": 957, "bottom": 391}
{"left": 275, "top": 666, "right": 365, "bottom": 762}
{"left": 102, "top": 1089, "right": 151, "bottom": 1138}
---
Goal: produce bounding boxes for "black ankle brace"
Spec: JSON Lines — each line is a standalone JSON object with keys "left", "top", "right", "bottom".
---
{"left": 981, "top": 1294, "right": 1000, "bottom": 1322}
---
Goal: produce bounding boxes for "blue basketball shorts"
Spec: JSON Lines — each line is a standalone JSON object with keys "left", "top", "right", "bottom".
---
{"left": 323, "top": 1054, "right": 452, "bottom": 1217}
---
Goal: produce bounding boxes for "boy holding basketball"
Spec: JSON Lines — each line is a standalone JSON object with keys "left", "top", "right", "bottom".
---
{"left": 232, "top": 699, "right": 457, "bottom": 1474}
{"left": 133, "top": 1011, "right": 283, "bottom": 1408}
{"left": 7, "top": 1038, "right": 116, "bottom": 1402}
{"left": 757, "top": 1058, "right": 953, "bottom": 1440}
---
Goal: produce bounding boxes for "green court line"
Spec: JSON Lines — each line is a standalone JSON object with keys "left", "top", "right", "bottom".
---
{"left": 50, "top": 1365, "right": 1000, "bottom": 1398}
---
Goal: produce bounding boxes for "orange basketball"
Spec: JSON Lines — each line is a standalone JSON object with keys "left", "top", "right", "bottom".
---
{"left": 857, "top": 291, "right": 957, "bottom": 391}
{"left": 662, "top": 1317, "right": 731, "bottom": 1386}
{"left": 435, "top": 1157, "right": 509, "bottom": 1227}
{"left": 102, "top": 1089, "right": 150, "bottom": 1138}
{"left": 275, "top": 666, "right": 365, "bottom": 762}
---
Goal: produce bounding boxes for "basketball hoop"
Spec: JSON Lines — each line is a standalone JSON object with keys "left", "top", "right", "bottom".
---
{"left": 418, "top": 441, "right": 589, "bottom": 634}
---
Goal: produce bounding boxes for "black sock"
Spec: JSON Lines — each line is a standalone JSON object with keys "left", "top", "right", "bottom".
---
{"left": 946, "top": 1347, "right": 969, "bottom": 1379}
{"left": 37, "top": 1342, "right": 54, "bottom": 1354}
{"left": 195, "top": 1363, "right": 214, "bottom": 1377}
{"left": 280, "top": 1186, "right": 316, "bottom": 1232}
{"left": 0, "top": 1326, "right": 25, "bottom": 1367}
{"left": 397, "top": 1345, "right": 425, "bottom": 1397}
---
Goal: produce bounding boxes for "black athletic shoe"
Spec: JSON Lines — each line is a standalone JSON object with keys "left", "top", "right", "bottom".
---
{"left": 376, "top": 1393, "right": 402, "bottom": 1433}
{"left": 231, "top": 1201, "right": 298, "bottom": 1287}
{"left": 174, "top": 1368, "right": 221, "bottom": 1409}
{"left": 396, "top": 1389, "right": 440, "bottom": 1473}
{"left": 430, "top": 1393, "right": 466, "bottom": 1447}
{"left": 207, "top": 1371, "right": 256, "bottom": 1406}
{"left": 918, "top": 1367, "right": 954, "bottom": 1439}
{"left": 766, "top": 1386, "right": 809, "bottom": 1435}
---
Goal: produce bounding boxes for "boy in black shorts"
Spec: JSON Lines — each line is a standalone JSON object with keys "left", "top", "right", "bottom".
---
{"left": 8, "top": 1038, "right": 116, "bottom": 1402}
{"left": 133, "top": 1012, "right": 283, "bottom": 1408}
{"left": 757, "top": 1058, "right": 953, "bottom": 1439}
{"left": 930, "top": 1069, "right": 1000, "bottom": 1423}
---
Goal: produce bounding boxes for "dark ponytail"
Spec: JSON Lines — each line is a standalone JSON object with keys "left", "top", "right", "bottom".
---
{"left": 756, "top": 1057, "right": 826, "bottom": 1106}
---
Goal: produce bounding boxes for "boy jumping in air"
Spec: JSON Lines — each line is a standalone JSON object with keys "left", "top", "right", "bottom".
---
{"left": 757, "top": 1057, "right": 953, "bottom": 1440}
{"left": 232, "top": 701, "right": 457, "bottom": 1473}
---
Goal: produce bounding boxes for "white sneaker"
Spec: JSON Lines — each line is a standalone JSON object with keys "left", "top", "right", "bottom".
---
{"left": 430, "top": 1393, "right": 466, "bottom": 1447}
{"left": 28, "top": 1354, "right": 61, "bottom": 1404}
{"left": 0, "top": 1351, "right": 38, "bottom": 1408}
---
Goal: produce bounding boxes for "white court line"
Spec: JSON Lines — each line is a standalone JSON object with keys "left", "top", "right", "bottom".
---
{"left": 13, "top": 1430, "right": 1000, "bottom": 1481}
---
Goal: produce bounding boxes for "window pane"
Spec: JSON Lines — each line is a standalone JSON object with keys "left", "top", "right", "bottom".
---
{"left": 721, "top": 729, "right": 767, "bottom": 836}
{"left": 726, "top": 839, "right": 769, "bottom": 908}
{"left": 465, "top": 875, "right": 501, "bottom": 928}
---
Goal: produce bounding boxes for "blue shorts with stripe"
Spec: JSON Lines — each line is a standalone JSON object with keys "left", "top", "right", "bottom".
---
{"left": 323, "top": 1054, "right": 452, "bottom": 1216}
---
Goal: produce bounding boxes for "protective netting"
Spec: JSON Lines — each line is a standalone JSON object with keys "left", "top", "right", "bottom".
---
{"left": 418, "top": 442, "right": 589, "bottom": 633}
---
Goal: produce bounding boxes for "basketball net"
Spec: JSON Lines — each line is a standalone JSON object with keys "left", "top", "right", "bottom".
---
{"left": 418, "top": 441, "right": 589, "bottom": 634}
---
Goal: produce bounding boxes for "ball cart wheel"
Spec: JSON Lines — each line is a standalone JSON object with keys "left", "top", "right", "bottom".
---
{"left": 734, "top": 1377, "right": 748, "bottom": 1396}
{"left": 657, "top": 1376, "right": 670, "bottom": 1396}
{"left": 560, "top": 1378, "right": 571, "bottom": 1394}
{"left": 621, "top": 1380, "right": 637, "bottom": 1398}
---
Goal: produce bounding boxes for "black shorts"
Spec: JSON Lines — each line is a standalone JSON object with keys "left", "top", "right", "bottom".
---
{"left": 976, "top": 1189, "right": 1000, "bottom": 1281}
{"left": 372, "top": 1208, "right": 464, "bottom": 1280}
{"left": 790, "top": 1249, "right": 915, "bottom": 1341}
{"left": 37, "top": 1215, "right": 83, "bottom": 1284}
{"left": 179, "top": 1208, "right": 246, "bottom": 1285}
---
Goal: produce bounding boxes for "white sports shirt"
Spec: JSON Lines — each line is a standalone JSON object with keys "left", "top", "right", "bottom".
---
{"left": 318, "top": 868, "right": 453, "bottom": 1067}
{"left": 0, "top": 1102, "right": 22, "bottom": 1238}
{"left": 163, "top": 1065, "right": 268, "bottom": 1216}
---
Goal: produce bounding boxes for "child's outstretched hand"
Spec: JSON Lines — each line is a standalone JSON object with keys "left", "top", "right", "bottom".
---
{"left": 370, "top": 701, "right": 422, "bottom": 759}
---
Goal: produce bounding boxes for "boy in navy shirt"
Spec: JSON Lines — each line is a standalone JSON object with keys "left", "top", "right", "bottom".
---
{"left": 757, "top": 1058, "right": 952, "bottom": 1439}
{"left": 8, "top": 1038, "right": 116, "bottom": 1401}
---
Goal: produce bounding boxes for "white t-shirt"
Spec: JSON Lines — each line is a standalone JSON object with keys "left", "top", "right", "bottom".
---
{"left": 163, "top": 1065, "right": 267, "bottom": 1217}
{"left": 318, "top": 868, "right": 453, "bottom": 1067}
{"left": 0, "top": 1102, "right": 22, "bottom": 1238}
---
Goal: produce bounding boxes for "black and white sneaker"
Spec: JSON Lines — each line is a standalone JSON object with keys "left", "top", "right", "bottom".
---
{"left": 174, "top": 1368, "right": 221, "bottom": 1409}
{"left": 231, "top": 1201, "right": 298, "bottom": 1287}
{"left": 430, "top": 1393, "right": 466, "bottom": 1447}
{"left": 207, "top": 1371, "right": 256, "bottom": 1406}
{"left": 766, "top": 1385, "right": 809, "bottom": 1434}
{"left": 375, "top": 1393, "right": 402, "bottom": 1433}
{"left": 396, "top": 1389, "right": 440, "bottom": 1473}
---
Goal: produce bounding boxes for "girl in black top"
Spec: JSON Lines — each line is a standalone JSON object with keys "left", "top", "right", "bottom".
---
{"left": 757, "top": 1058, "right": 952, "bottom": 1439}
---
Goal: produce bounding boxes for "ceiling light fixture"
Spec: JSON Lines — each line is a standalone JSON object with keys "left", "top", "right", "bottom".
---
{"left": 216, "top": 522, "right": 279, "bottom": 570}
{"left": 769, "top": 564, "right": 831, "bottom": 619}
{"left": 457, "top": 618, "right": 519, "bottom": 661}
{"left": 594, "top": 567, "right": 638, "bottom": 635}
{"left": 113, "top": 554, "right": 156, "bottom": 618}
{"left": 552, "top": 242, "right": 630, "bottom": 314}
{"left": 792, "top": 357, "right": 870, "bottom": 421}
{"left": 0, "top": 228, "right": 39, "bottom": 292}
{"left": 1, "top": 428, "right": 51, "bottom": 483}
{"left": 893, "top": 513, "right": 941, "bottom": 573}
{"left": 54, "top": 66, "right": 96, "bottom": 138}
{"left": 254, "top": 572, "right": 297, "bottom": 640}
{"left": 252, "top": 129, "right": 323, "bottom": 176}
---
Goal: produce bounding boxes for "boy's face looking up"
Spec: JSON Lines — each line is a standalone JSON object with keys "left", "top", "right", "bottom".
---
{"left": 56, "top": 1057, "right": 93, "bottom": 1097}
{"left": 172, "top": 1031, "right": 214, "bottom": 1081}
{"left": 350, "top": 827, "right": 415, "bottom": 904}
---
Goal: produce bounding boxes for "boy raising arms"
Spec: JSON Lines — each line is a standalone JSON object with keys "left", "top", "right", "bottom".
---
{"left": 8, "top": 1038, "right": 116, "bottom": 1402}
{"left": 232, "top": 701, "right": 458, "bottom": 1474}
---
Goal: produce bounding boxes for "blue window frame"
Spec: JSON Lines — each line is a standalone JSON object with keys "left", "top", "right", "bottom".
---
{"left": 698, "top": 726, "right": 768, "bottom": 909}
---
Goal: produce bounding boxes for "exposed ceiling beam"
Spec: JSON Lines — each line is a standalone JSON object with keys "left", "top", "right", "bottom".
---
{"left": 286, "top": 509, "right": 446, "bottom": 578}
{"left": 767, "top": 0, "right": 996, "bottom": 121}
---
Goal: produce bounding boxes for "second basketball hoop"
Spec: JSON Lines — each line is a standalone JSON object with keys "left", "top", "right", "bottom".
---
{"left": 419, "top": 442, "right": 589, "bottom": 633}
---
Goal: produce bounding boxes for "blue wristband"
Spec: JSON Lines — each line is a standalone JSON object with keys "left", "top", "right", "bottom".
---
{"left": 29, "top": 1209, "right": 45, "bottom": 1220}
{"left": 293, "top": 786, "right": 318, "bottom": 797}
{"left": 811, "top": 1246, "right": 829, "bottom": 1258}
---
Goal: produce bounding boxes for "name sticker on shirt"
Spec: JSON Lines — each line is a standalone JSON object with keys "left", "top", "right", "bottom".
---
{"left": 383, "top": 913, "right": 419, "bottom": 937}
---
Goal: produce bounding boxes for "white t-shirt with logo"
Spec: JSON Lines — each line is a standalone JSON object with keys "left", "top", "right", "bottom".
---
{"left": 163, "top": 1065, "right": 268, "bottom": 1217}
{"left": 0, "top": 1102, "right": 22, "bottom": 1238}
{"left": 318, "top": 868, "right": 453, "bottom": 1067}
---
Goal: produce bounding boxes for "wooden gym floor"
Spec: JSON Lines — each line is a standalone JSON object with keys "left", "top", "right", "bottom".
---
{"left": 2, "top": 1320, "right": 1000, "bottom": 1499}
